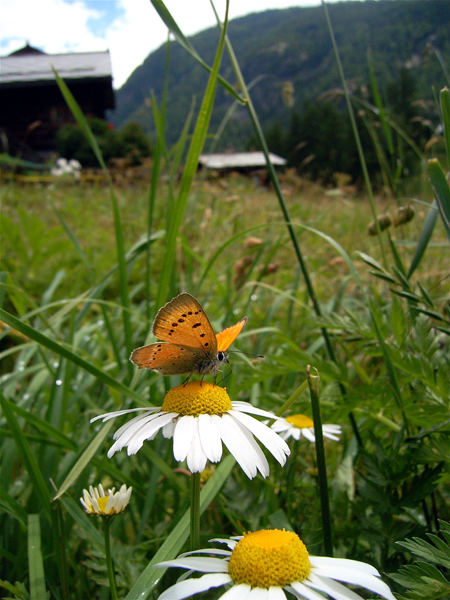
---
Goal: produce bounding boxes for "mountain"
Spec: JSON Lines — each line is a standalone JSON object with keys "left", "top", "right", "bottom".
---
{"left": 111, "top": 0, "right": 450, "bottom": 151}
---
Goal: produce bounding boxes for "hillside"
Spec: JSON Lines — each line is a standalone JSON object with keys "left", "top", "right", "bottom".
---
{"left": 111, "top": 0, "right": 450, "bottom": 151}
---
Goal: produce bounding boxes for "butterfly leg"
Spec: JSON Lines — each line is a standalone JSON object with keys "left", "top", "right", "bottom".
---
{"left": 182, "top": 372, "right": 194, "bottom": 387}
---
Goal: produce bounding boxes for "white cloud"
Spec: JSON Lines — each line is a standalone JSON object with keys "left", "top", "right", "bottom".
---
{"left": 1, "top": 0, "right": 326, "bottom": 88}
{"left": 1, "top": 0, "right": 107, "bottom": 54}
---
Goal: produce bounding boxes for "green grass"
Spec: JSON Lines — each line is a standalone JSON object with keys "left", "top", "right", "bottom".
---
{"left": 2, "top": 175, "right": 447, "bottom": 305}
{"left": 1, "top": 1, "right": 450, "bottom": 597}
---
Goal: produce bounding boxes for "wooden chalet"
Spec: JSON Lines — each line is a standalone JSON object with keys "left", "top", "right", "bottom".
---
{"left": 0, "top": 43, "right": 114, "bottom": 159}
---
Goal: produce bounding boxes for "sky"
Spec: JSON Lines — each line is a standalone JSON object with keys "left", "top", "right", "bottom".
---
{"left": 0, "top": 0, "right": 345, "bottom": 89}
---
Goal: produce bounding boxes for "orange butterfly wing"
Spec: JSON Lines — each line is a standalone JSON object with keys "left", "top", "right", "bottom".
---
{"left": 216, "top": 317, "right": 247, "bottom": 351}
{"left": 130, "top": 342, "right": 207, "bottom": 374}
{"left": 129, "top": 294, "right": 247, "bottom": 377}
{"left": 152, "top": 293, "right": 217, "bottom": 355}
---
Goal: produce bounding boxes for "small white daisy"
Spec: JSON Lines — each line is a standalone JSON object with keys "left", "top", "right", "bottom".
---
{"left": 272, "top": 414, "right": 342, "bottom": 443}
{"left": 157, "top": 529, "right": 396, "bottom": 600}
{"left": 80, "top": 483, "right": 132, "bottom": 516}
{"left": 92, "top": 381, "right": 290, "bottom": 480}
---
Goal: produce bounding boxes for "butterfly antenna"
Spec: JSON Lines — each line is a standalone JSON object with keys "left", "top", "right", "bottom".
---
{"left": 227, "top": 350, "right": 264, "bottom": 359}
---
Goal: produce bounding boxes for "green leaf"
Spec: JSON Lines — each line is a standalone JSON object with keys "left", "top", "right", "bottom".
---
{"left": 440, "top": 87, "right": 450, "bottom": 165}
{"left": 27, "top": 515, "right": 47, "bottom": 600}
{"left": 428, "top": 158, "right": 450, "bottom": 241}
{"left": 407, "top": 200, "right": 440, "bottom": 279}
{"left": 356, "top": 251, "right": 385, "bottom": 272}
{"left": 0, "top": 485, "right": 27, "bottom": 526}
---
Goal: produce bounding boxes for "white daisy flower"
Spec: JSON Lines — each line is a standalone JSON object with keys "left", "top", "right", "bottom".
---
{"left": 272, "top": 414, "right": 342, "bottom": 442}
{"left": 80, "top": 483, "right": 132, "bottom": 516}
{"left": 92, "top": 381, "right": 290, "bottom": 480}
{"left": 157, "top": 529, "right": 396, "bottom": 600}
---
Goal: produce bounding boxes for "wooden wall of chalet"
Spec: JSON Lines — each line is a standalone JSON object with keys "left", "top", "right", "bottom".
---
{"left": 0, "top": 78, "right": 114, "bottom": 157}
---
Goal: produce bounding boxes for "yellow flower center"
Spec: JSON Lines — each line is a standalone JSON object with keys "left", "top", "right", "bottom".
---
{"left": 161, "top": 381, "right": 232, "bottom": 417}
{"left": 228, "top": 529, "right": 311, "bottom": 588}
{"left": 286, "top": 414, "right": 314, "bottom": 428}
{"left": 96, "top": 496, "right": 109, "bottom": 514}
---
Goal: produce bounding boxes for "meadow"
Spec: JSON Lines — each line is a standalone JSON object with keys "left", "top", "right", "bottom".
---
{"left": 1, "top": 1, "right": 450, "bottom": 599}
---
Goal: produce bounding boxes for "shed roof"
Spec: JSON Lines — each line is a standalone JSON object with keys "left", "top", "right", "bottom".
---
{"left": 198, "top": 152, "right": 286, "bottom": 170}
{"left": 0, "top": 50, "right": 112, "bottom": 87}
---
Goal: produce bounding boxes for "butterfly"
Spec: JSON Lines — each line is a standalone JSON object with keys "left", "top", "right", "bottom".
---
{"left": 129, "top": 293, "right": 248, "bottom": 383}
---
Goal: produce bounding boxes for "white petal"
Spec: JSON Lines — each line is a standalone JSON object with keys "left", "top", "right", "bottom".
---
{"left": 270, "top": 420, "right": 290, "bottom": 433}
{"left": 186, "top": 423, "right": 208, "bottom": 473}
{"left": 287, "top": 582, "right": 326, "bottom": 600}
{"left": 159, "top": 573, "right": 231, "bottom": 600}
{"left": 158, "top": 557, "right": 228, "bottom": 572}
{"left": 209, "top": 537, "right": 238, "bottom": 550}
{"left": 111, "top": 412, "right": 158, "bottom": 440}
{"left": 199, "top": 414, "right": 223, "bottom": 463}
{"left": 126, "top": 413, "right": 176, "bottom": 455}
{"left": 107, "top": 413, "right": 174, "bottom": 457}
{"left": 311, "top": 564, "right": 395, "bottom": 600}
{"left": 216, "top": 413, "right": 269, "bottom": 478}
{"left": 229, "top": 410, "right": 290, "bottom": 465}
{"left": 302, "top": 428, "right": 316, "bottom": 442}
{"left": 221, "top": 584, "right": 252, "bottom": 600}
{"left": 309, "top": 556, "right": 379, "bottom": 576}
{"left": 232, "top": 402, "right": 285, "bottom": 420}
{"left": 173, "top": 416, "right": 197, "bottom": 462}
{"left": 267, "top": 587, "right": 288, "bottom": 600}
{"left": 178, "top": 548, "right": 232, "bottom": 559}
{"left": 163, "top": 419, "right": 176, "bottom": 438}
{"left": 114, "top": 411, "right": 173, "bottom": 445}
{"left": 91, "top": 407, "right": 159, "bottom": 423}
{"left": 290, "top": 428, "right": 301, "bottom": 441}
{"left": 305, "top": 572, "right": 363, "bottom": 600}
{"left": 247, "top": 587, "right": 274, "bottom": 600}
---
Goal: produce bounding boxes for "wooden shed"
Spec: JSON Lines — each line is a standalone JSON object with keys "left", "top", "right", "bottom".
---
{"left": 0, "top": 43, "right": 114, "bottom": 159}
{"left": 198, "top": 152, "right": 286, "bottom": 173}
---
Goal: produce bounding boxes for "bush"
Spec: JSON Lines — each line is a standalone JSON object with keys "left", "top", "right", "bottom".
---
{"left": 119, "top": 121, "right": 152, "bottom": 165}
{"left": 56, "top": 118, "right": 151, "bottom": 167}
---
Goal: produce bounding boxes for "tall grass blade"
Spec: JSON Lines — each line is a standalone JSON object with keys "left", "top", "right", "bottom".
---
{"left": 0, "top": 308, "right": 144, "bottom": 404}
{"left": 0, "top": 391, "right": 51, "bottom": 514}
{"left": 27, "top": 515, "right": 47, "bottom": 600}
{"left": 368, "top": 49, "right": 394, "bottom": 156}
{"left": 308, "top": 368, "right": 333, "bottom": 556}
{"left": 150, "top": 0, "right": 242, "bottom": 102}
{"left": 52, "top": 69, "right": 133, "bottom": 366}
{"left": 321, "top": 0, "right": 387, "bottom": 267}
{"left": 9, "top": 402, "right": 77, "bottom": 452}
{"left": 146, "top": 39, "right": 170, "bottom": 319}
{"left": 53, "top": 421, "right": 114, "bottom": 500}
{"left": 155, "top": 1, "right": 229, "bottom": 308}
{"left": 50, "top": 199, "right": 93, "bottom": 276}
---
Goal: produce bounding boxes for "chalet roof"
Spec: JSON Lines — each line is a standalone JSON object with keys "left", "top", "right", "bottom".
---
{"left": 198, "top": 152, "right": 286, "bottom": 170}
{"left": 0, "top": 49, "right": 112, "bottom": 87}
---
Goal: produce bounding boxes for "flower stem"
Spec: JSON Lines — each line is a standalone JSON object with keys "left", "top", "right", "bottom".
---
{"left": 190, "top": 471, "right": 201, "bottom": 551}
{"left": 103, "top": 518, "right": 119, "bottom": 600}
{"left": 307, "top": 366, "right": 333, "bottom": 556}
